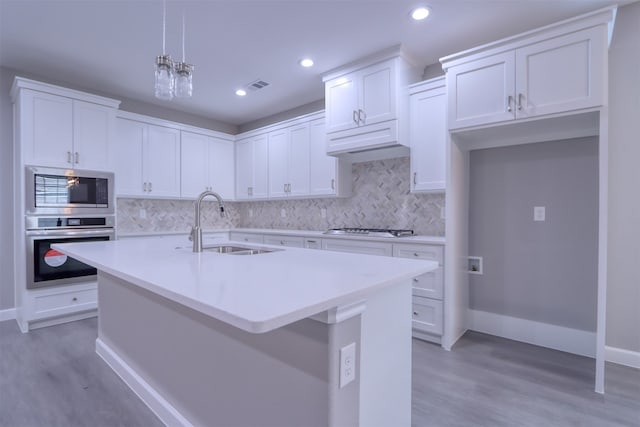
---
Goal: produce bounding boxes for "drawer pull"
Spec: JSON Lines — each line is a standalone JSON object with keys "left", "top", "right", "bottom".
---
{"left": 72, "top": 297, "right": 78, "bottom": 302}
{"left": 413, "top": 252, "right": 419, "bottom": 257}
{"left": 413, "top": 311, "right": 419, "bottom": 316}
{"left": 413, "top": 277, "right": 419, "bottom": 282}
{"left": 280, "top": 240, "right": 285, "bottom": 245}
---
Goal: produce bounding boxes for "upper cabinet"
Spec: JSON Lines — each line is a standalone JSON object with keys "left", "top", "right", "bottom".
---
{"left": 323, "top": 48, "right": 420, "bottom": 156}
{"left": 111, "top": 117, "right": 181, "bottom": 198}
{"left": 409, "top": 78, "right": 447, "bottom": 193}
{"left": 268, "top": 124, "right": 310, "bottom": 198}
{"left": 442, "top": 11, "right": 611, "bottom": 131}
{"left": 308, "top": 118, "right": 351, "bottom": 197}
{"left": 235, "top": 133, "right": 269, "bottom": 200}
{"left": 11, "top": 78, "right": 120, "bottom": 171}
{"left": 181, "top": 130, "right": 235, "bottom": 200}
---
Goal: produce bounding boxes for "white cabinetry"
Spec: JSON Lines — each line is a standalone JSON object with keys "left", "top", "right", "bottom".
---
{"left": 268, "top": 124, "right": 310, "bottom": 198}
{"left": 309, "top": 118, "right": 351, "bottom": 197}
{"left": 13, "top": 80, "right": 119, "bottom": 171}
{"left": 321, "top": 239, "right": 393, "bottom": 257}
{"left": 181, "top": 130, "right": 234, "bottom": 199}
{"left": 263, "top": 235, "right": 305, "bottom": 248}
{"left": 409, "top": 78, "right": 447, "bottom": 193}
{"left": 112, "top": 117, "right": 181, "bottom": 198}
{"left": 444, "top": 26, "right": 607, "bottom": 130}
{"left": 323, "top": 50, "right": 419, "bottom": 155}
{"left": 229, "top": 232, "right": 264, "bottom": 244}
{"left": 235, "top": 134, "right": 269, "bottom": 200}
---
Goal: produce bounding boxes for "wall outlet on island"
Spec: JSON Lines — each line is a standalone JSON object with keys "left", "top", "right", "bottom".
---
{"left": 249, "top": 209, "right": 253, "bottom": 218}
{"left": 321, "top": 208, "right": 327, "bottom": 219}
{"left": 139, "top": 208, "right": 146, "bottom": 219}
{"left": 280, "top": 209, "right": 286, "bottom": 218}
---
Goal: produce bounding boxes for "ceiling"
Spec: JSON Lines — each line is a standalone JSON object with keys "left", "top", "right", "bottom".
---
{"left": 0, "top": 0, "right": 630, "bottom": 127}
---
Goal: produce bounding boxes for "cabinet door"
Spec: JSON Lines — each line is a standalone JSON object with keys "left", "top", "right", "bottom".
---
{"left": 308, "top": 118, "right": 337, "bottom": 196}
{"left": 325, "top": 74, "right": 359, "bottom": 133}
{"left": 263, "top": 235, "right": 305, "bottom": 248}
{"left": 112, "top": 118, "right": 145, "bottom": 196}
{"left": 21, "top": 90, "right": 73, "bottom": 167}
{"left": 235, "top": 138, "right": 253, "bottom": 200}
{"left": 252, "top": 134, "right": 269, "bottom": 198}
{"left": 410, "top": 84, "right": 447, "bottom": 192}
{"left": 515, "top": 27, "right": 605, "bottom": 119}
{"left": 72, "top": 101, "right": 113, "bottom": 171}
{"left": 288, "top": 123, "right": 310, "bottom": 197}
{"left": 145, "top": 125, "right": 181, "bottom": 197}
{"left": 267, "top": 129, "right": 289, "bottom": 198}
{"left": 412, "top": 296, "right": 443, "bottom": 335}
{"left": 180, "top": 131, "right": 209, "bottom": 198}
{"left": 208, "top": 137, "right": 235, "bottom": 200}
{"left": 360, "top": 59, "right": 395, "bottom": 126}
{"left": 447, "top": 51, "right": 515, "bottom": 130}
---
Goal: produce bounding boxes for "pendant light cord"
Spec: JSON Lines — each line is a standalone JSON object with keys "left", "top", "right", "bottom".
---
{"left": 182, "top": 13, "right": 186, "bottom": 63}
{"left": 162, "top": 0, "right": 166, "bottom": 55}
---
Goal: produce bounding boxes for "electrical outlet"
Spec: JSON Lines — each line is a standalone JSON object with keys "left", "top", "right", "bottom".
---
{"left": 321, "top": 208, "right": 327, "bottom": 219}
{"left": 249, "top": 209, "right": 253, "bottom": 218}
{"left": 280, "top": 208, "right": 286, "bottom": 218}
{"left": 339, "top": 342, "right": 356, "bottom": 388}
{"left": 534, "top": 206, "right": 546, "bottom": 222}
{"left": 139, "top": 208, "right": 146, "bottom": 219}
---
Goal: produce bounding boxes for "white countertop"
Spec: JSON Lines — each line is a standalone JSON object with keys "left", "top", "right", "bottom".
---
{"left": 117, "top": 228, "right": 446, "bottom": 245}
{"left": 54, "top": 237, "right": 437, "bottom": 334}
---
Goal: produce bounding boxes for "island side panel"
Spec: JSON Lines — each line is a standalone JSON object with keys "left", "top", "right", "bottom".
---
{"left": 96, "top": 271, "right": 360, "bottom": 427}
{"left": 360, "top": 280, "right": 413, "bottom": 427}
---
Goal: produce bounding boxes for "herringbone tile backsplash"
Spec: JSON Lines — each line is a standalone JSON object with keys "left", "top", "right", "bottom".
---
{"left": 117, "top": 157, "right": 445, "bottom": 236}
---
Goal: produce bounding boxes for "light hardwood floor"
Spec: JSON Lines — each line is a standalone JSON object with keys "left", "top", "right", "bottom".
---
{"left": 1, "top": 318, "right": 638, "bottom": 426}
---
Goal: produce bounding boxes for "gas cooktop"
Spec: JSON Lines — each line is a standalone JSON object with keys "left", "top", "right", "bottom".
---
{"left": 323, "top": 228, "right": 414, "bottom": 238}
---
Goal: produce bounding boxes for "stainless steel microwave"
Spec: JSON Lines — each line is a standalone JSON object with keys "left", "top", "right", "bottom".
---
{"left": 26, "top": 166, "right": 115, "bottom": 215}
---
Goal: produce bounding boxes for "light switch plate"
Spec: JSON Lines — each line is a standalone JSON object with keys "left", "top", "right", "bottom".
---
{"left": 534, "top": 206, "right": 546, "bottom": 221}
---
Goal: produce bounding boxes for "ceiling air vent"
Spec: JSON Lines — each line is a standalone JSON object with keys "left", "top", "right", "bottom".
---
{"left": 248, "top": 79, "right": 270, "bottom": 91}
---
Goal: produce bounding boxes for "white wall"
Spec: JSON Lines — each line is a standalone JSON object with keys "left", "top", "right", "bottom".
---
{"left": 0, "top": 68, "right": 14, "bottom": 311}
{"left": 606, "top": 2, "right": 640, "bottom": 352}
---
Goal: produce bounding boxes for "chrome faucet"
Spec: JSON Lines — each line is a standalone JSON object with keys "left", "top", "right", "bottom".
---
{"left": 191, "top": 190, "right": 226, "bottom": 252}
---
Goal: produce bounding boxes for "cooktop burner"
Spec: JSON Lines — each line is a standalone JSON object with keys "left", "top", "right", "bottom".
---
{"left": 323, "top": 228, "right": 414, "bottom": 238}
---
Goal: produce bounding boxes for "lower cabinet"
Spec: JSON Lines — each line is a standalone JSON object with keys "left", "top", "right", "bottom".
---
{"left": 263, "top": 235, "right": 305, "bottom": 248}
{"left": 412, "top": 296, "right": 443, "bottom": 336}
{"left": 229, "top": 232, "right": 264, "bottom": 244}
{"left": 18, "top": 282, "right": 98, "bottom": 332}
{"left": 321, "top": 239, "right": 393, "bottom": 257}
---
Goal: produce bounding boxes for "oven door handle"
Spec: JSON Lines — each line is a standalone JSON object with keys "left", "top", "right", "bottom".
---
{"left": 26, "top": 228, "right": 115, "bottom": 238}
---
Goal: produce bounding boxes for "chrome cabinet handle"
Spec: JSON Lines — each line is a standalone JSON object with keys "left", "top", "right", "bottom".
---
{"left": 284, "top": 183, "right": 287, "bottom": 193}
{"left": 148, "top": 182, "right": 152, "bottom": 192}
{"left": 74, "top": 152, "right": 79, "bottom": 164}
{"left": 413, "top": 277, "right": 419, "bottom": 282}
{"left": 143, "top": 182, "right": 147, "bottom": 192}
{"left": 67, "top": 151, "right": 72, "bottom": 163}
{"left": 72, "top": 297, "right": 78, "bottom": 302}
{"left": 413, "top": 252, "right": 420, "bottom": 257}
{"left": 507, "top": 95, "right": 513, "bottom": 112}
{"left": 413, "top": 172, "right": 417, "bottom": 185}
{"left": 307, "top": 240, "right": 317, "bottom": 244}
{"left": 280, "top": 240, "right": 285, "bottom": 245}
{"left": 358, "top": 109, "right": 366, "bottom": 124}
{"left": 288, "top": 183, "right": 291, "bottom": 193}
{"left": 331, "top": 179, "right": 335, "bottom": 190}
{"left": 353, "top": 110, "right": 359, "bottom": 125}
{"left": 518, "top": 93, "right": 523, "bottom": 111}
{"left": 248, "top": 186, "right": 253, "bottom": 197}
{"left": 413, "top": 311, "right": 419, "bottom": 316}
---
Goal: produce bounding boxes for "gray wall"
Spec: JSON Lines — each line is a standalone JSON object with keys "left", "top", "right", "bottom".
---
{"left": 0, "top": 68, "right": 14, "bottom": 310}
{"left": 606, "top": 1, "right": 640, "bottom": 352}
{"left": 468, "top": 138, "right": 599, "bottom": 332}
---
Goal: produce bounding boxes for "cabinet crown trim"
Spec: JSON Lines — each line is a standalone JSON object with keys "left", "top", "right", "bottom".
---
{"left": 10, "top": 77, "right": 121, "bottom": 108}
{"left": 322, "top": 44, "right": 417, "bottom": 82}
{"left": 440, "top": 5, "right": 616, "bottom": 70}
{"left": 235, "top": 110, "right": 324, "bottom": 140}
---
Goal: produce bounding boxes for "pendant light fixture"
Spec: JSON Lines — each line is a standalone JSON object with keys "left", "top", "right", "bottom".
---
{"left": 154, "top": 1, "right": 193, "bottom": 100}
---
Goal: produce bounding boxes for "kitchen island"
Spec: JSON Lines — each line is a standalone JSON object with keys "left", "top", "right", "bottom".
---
{"left": 54, "top": 236, "right": 437, "bottom": 427}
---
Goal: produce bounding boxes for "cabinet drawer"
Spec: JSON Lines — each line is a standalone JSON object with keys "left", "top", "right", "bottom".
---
{"left": 412, "top": 267, "right": 443, "bottom": 300}
{"left": 32, "top": 288, "right": 97, "bottom": 319}
{"left": 230, "top": 232, "right": 264, "bottom": 244}
{"left": 304, "top": 238, "right": 323, "bottom": 250}
{"left": 263, "top": 235, "right": 305, "bottom": 248}
{"left": 393, "top": 243, "right": 443, "bottom": 264}
{"left": 412, "top": 297, "right": 443, "bottom": 335}
{"left": 322, "top": 239, "right": 393, "bottom": 256}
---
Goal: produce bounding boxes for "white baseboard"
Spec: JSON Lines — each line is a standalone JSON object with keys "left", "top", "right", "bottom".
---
{"left": 605, "top": 346, "right": 640, "bottom": 369}
{"left": 96, "top": 338, "right": 193, "bottom": 427}
{"left": 0, "top": 308, "right": 16, "bottom": 322}
{"left": 467, "top": 309, "right": 596, "bottom": 358}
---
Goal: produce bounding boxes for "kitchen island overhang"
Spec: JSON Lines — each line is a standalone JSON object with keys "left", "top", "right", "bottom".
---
{"left": 54, "top": 237, "right": 438, "bottom": 427}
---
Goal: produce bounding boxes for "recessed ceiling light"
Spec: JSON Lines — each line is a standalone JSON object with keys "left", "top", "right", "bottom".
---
{"left": 411, "top": 7, "right": 430, "bottom": 21}
{"left": 235, "top": 89, "right": 247, "bottom": 97}
{"left": 300, "top": 58, "right": 314, "bottom": 68}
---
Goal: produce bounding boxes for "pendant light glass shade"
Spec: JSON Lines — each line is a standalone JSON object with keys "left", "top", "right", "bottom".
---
{"left": 174, "top": 62, "right": 194, "bottom": 98}
{"left": 155, "top": 55, "right": 175, "bottom": 100}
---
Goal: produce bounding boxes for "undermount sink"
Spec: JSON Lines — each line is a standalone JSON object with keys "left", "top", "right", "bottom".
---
{"left": 202, "top": 245, "right": 282, "bottom": 255}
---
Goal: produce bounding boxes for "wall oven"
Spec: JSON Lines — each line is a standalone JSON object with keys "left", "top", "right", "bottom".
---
{"left": 25, "top": 166, "right": 116, "bottom": 289}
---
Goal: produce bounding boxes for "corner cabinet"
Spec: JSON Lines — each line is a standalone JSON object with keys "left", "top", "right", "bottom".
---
{"left": 409, "top": 78, "right": 447, "bottom": 193}
{"left": 111, "top": 117, "right": 181, "bottom": 198}
{"left": 443, "top": 25, "right": 608, "bottom": 130}
{"left": 181, "top": 130, "right": 235, "bottom": 200}
{"left": 11, "top": 78, "right": 120, "bottom": 171}
{"left": 323, "top": 49, "right": 419, "bottom": 155}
